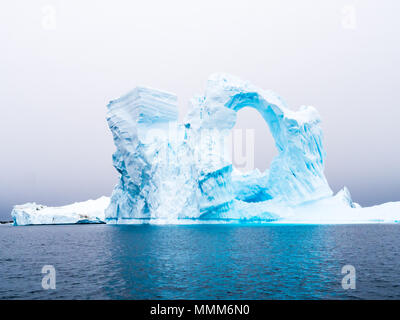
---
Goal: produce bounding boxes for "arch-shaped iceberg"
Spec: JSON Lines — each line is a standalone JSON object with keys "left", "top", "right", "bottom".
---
{"left": 105, "top": 73, "right": 334, "bottom": 223}
{"left": 11, "top": 73, "right": 400, "bottom": 225}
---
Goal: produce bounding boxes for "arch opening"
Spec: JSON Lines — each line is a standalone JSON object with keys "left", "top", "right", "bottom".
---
{"left": 231, "top": 107, "right": 277, "bottom": 174}
{"left": 229, "top": 106, "right": 278, "bottom": 203}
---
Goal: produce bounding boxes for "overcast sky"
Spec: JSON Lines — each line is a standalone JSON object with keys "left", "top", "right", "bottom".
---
{"left": 1, "top": 0, "right": 399, "bottom": 219}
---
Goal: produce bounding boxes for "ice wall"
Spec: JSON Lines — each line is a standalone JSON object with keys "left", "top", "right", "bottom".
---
{"left": 105, "top": 87, "right": 199, "bottom": 222}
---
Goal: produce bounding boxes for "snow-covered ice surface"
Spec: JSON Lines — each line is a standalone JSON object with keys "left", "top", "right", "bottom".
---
{"left": 11, "top": 197, "right": 109, "bottom": 226}
{"left": 266, "top": 188, "right": 400, "bottom": 224}
{"left": 11, "top": 73, "right": 400, "bottom": 225}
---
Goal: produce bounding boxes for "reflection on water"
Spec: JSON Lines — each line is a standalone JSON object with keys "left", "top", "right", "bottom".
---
{"left": 1, "top": 224, "right": 400, "bottom": 299}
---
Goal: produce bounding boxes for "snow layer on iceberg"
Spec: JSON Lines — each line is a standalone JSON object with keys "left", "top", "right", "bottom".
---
{"left": 11, "top": 197, "right": 109, "bottom": 226}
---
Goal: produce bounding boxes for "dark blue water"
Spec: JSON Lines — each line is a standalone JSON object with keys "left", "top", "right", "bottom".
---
{"left": 1, "top": 224, "right": 400, "bottom": 299}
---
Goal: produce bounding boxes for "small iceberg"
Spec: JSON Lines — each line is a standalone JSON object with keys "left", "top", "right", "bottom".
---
{"left": 11, "top": 197, "right": 109, "bottom": 226}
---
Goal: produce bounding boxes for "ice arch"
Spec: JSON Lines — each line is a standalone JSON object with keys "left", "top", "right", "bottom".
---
{"left": 105, "top": 73, "right": 333, "bottom": 223}
{"left": 193, "top": 73, "right": 333, "bottom": 204}
{"left": 231, "top": 107, "right": 276, "bottom": 173}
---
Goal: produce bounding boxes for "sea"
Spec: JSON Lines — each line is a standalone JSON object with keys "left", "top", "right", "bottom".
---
{"left": 1, "top": 223, "right": 399, "bottom": 299}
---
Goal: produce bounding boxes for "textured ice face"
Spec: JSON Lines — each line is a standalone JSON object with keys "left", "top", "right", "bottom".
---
{"left": 105, "top": 73, "right": 333, "bottom": 223}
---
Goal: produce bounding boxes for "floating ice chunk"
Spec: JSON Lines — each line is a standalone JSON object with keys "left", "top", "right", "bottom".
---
{"left": 11, "top": 197, "right": 109, "bottom": 226}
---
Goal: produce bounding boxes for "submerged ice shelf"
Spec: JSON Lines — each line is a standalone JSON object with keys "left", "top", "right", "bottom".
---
{"left": 11, "top": 74, "right": 399, "bottom": 225}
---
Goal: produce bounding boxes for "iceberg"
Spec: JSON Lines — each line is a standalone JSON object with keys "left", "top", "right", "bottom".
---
{"left": 11, "top": 73, "right": 399, "bottom": 225}
{"left": 105, "top": 73, "right": 333, "bottom": 223}
{"left": 11, "top": 197, "right": 109, "bottom": 226}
